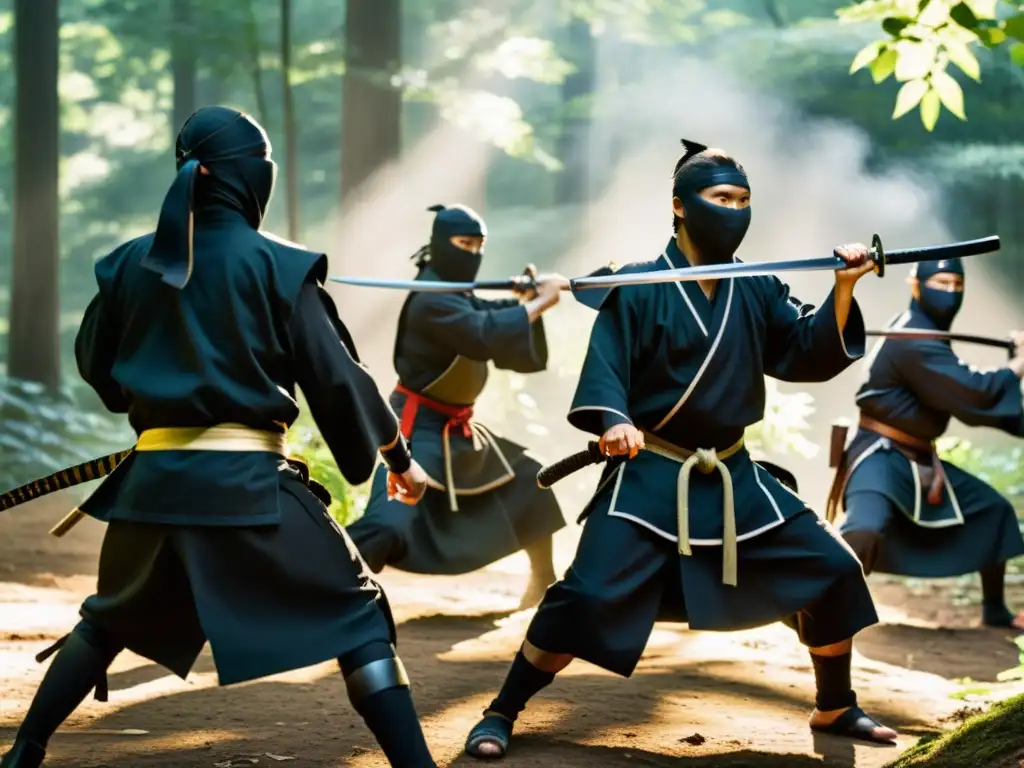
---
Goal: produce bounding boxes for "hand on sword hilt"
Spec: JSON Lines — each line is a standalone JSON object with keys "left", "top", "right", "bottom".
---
{"left": 512, "top": 264, "right": 539, "bottom": 300}
{"left": 537, "top": 441, "right": 606, "bottom": 489}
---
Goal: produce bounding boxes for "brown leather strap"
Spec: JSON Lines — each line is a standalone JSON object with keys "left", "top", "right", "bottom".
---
{"left": 858, "top": 414, "right": 944, "bottom": 505}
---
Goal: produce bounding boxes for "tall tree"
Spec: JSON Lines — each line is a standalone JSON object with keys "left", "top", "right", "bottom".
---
{"left": 170, "top": 0, "right": 197, "bottom": 134}
{"left": 340, "top": 0, "right": 402, "bottom": 203}
{"left": 555, "top": 16, "right": 597, "bottom": 204}
{"left": 281, "top": 0, "right": 300, "bottom": 240}
{"left": 8, "top": 0, "right": 60, "bottom": 389}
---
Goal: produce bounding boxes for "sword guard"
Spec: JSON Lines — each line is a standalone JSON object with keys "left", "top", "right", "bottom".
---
{"left": 870, "top": 233, "right": 885, "bottom": 278}
{"left": 511, "top": 265, "right": 539, "bottom": 296}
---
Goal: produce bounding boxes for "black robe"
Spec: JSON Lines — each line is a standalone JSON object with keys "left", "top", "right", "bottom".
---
{"left": 71, "top": 209, "right": 408, "bottom": 686}
{"left": 836, "top": 305, "right": 1024, "bottom": 576}
{"left": 347, "top": 266, "right": 566, "bottom": 575}
{"left": 522, "top": 238, "right": 878, "bottom": 676}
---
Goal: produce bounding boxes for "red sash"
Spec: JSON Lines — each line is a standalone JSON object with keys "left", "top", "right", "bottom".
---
{"left": 395, "top": 383, "right": 474, "bottom": 441}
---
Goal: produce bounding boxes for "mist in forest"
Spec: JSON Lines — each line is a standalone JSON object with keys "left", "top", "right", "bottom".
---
{"left": 315, "top": 43, "right": 1021, "bottom": 511}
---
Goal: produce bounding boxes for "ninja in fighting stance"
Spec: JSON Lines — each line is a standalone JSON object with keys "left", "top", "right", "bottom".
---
{"left": 829, "top": 257, "right": 1024, "bottom": 629}
{"left": 1, "top": 107, "right": 437, "bottom": 768}
{"left": 464, "top": 139, "right": 899, "bottom": 759}
{"left": 347, "top": 204, "right": 568, "bottom": 608}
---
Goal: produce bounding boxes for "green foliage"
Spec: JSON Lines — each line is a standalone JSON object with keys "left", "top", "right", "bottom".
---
{"left": 840, "top": 0, "right": 1024, "bottom": 130}
{"left": 285, "top": 401, "right": 363, "bottom": 526}
{"left": 936, "top": 435, "right": 1024, "bottom": 505}
{"left": 0, "top": 377, "right": 133, "bottom": 492}
{"left": 745, "top": 381, "right": 820, "bottom": 459}
{"left": 883, "top": 690, "right": 1024, "bottom": 767}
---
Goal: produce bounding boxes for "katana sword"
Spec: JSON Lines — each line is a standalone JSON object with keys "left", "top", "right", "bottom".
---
{"left": 867, "top": 328, "right": 1017, "bottom": 358}
{"left": 568, "top": 234, "right": 999, "bottom": 291}
{"left": 0, "top": 450, "right": 133, "bottom": 537}
{"left": 327, "top": 235, "right": 999, "bottom": 294}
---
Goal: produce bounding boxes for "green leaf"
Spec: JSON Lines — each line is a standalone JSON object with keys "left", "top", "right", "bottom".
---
{"left": 893, "top": 78, "right": 929, "bottom": 118}
{"left": 894, "top": 40, "right": 938, "bottom": 80}
{"left": 931, "top": 69, "right": 967, "bottom": 119}
{"left": 882, "top": 15, "right": 914, "bottom": 35}
{"left": 950, "top": 2, "right": 980, "bottom": 29}
{"left": 1012, "top": 42, "right": 1024, "bottom": 67}
{"left": 944, "top": 40, "right": 981, "bottom": 80}
{"left": 962, "top": 0, "right": 998, "bottom": 20}
{"left": 1005, "top": 13, "right": 1024, "bottom": 42}
{"left": 918, "top": 1, "right": 950, "bottom": 27}
{"left": 977, "top": 26, "right": 1007, "bottom": 46}
{"left": 871, "top": 47, "right": 898, "bottom": 82}
{"left": 850, "top": 41, "right": 884, "bottom": 73}
{"left": 920, "top": 87, "right": 941, "bottom": 130}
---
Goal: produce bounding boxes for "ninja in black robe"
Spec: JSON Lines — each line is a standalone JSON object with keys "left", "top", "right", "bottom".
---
{"left": 828, "top": 257, "right": 1024, "bottom": 629}
{"left": 0, "top": 108, "right": 437, "bottom": 768}
{"left": 346, "top": 204, "right": 566, "bottom": 608}
{"left": 463, "top": 140, "right": 897, "bottom": 760}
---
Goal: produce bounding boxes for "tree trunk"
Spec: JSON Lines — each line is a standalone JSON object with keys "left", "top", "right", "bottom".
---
{"left": 281, "top": 0, "right": 300, "bottom": 241}
{"left": 170, "top": 0, "right": 197, "bottom": 135}
{"left": 8, "top": 0, "right": 60, "bottom": 389}
{"left": 340, "top": 0, "right": 402, "bottom": 203}
{"left": 246, "top": 0, "right": 269, "bottom": 123}
{"left": 555, "top": 17, "right": 596, "bottom": 205}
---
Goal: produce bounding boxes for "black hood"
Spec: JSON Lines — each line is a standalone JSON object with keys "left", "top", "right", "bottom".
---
{"left": 141, "top": 106, "right": 277, "bottom": 289}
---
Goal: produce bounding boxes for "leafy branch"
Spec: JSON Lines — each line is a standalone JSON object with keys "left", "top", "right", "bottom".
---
{"left": 840, "top": 0, "right": 1024, "bottom": 130}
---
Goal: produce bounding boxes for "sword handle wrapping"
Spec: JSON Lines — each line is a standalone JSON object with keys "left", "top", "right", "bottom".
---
{"left": 537, "top": 441, "right": 605, "bottom": 488}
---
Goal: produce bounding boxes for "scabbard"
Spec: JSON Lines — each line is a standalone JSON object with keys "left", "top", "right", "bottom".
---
{"left": 0, "top": 449, "right": 133, "bottom": 537}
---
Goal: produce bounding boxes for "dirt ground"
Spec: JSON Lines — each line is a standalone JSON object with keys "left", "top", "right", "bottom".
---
{"left": 2, "top": 491, "right": 1024, "bottom": 768}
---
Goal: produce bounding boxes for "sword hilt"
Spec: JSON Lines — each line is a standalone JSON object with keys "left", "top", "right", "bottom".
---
{"left": 869, "top": 233, "right": 886, "bottom": 278}
{"left": 537, "top": 441, "right": 605, "bottom": 488}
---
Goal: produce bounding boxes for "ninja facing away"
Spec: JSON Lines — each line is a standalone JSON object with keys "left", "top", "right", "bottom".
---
{"left": 1, "top": 107, "right": 438, "bottom": 768}
{"left": 464, "top": 139, "right": 899, "bottom": 759}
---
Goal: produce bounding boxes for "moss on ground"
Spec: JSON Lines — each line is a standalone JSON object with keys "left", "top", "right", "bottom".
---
{"left": 885, "top": 693, "right": 1024, "bottom": 768}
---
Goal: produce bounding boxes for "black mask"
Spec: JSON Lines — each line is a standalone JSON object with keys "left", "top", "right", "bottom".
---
{"left": 915, "top": 288, "right": 963, "bottom": 330}
{"left": 910, "top": 257, "right": 965, "bottom": 330}
{"left": 673, "top": 146, "right": 751, "bottom": 264}
{"left": 142, "top": 107, "right": 276, "bottom": 289}
{"left": 415, "top": 203, "right": 488, "bottom": 283}
{"left": 679, "top": 193, "right": 751, "bottom": 265}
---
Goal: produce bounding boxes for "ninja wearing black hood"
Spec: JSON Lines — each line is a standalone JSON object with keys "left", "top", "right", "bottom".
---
{"left": 829, "top": 257, "right": 1024, "bottom": 631}
{"left": 346, "top": 203, "right": 570, "bottom": 609}
{"left": 0, "top": 107, "right": 438, "bottom": 768}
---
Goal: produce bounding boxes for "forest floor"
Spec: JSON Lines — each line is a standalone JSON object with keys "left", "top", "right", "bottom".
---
{"left": 2, "top": 491, "right": 1024, "bottom": 768}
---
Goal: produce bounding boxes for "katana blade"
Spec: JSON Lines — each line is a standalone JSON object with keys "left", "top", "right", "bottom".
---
{"left": 568, "top": 234, "right": 1000, "bottom": 292}
{"left": 328, "top": 275, "right": 539, "bottom": 292}
{"left": 867, "top": 328, "right": 1016, "bottom": 354}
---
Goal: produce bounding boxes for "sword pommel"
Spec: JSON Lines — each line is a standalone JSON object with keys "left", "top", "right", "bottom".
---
{"left": 49, "top": 508, "right": 86, "bottom": 538}
{"left": 870, "top": 233, "right": 885, "bottom": 278}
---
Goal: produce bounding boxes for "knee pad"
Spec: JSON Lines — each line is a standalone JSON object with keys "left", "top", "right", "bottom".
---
{"left": 73, "top": 619, "right": 123, "bottom": 664}
{"left": 339, "top": 641, "right": 409, "bottom": 706}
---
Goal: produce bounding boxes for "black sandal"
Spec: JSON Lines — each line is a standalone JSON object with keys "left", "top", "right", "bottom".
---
{"left": 811, "top": 706, "right": 896, "bottom": 744}
{"left": 465, "top": 714, "right": 514, "bottom": 760}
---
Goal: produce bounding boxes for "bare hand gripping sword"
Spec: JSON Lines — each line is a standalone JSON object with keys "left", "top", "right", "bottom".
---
{"left": 1, "top": 234, "right": 1002, "bottom": 533}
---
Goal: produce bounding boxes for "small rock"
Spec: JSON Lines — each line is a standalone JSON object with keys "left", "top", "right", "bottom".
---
{"left": 681, "top": 733, "right": 706, "bottom": 746}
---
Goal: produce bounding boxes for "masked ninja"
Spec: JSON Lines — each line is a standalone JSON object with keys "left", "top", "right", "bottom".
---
{"left": 463, "top": 139, "right": 899, "bottom": 760}
{"left": 1, "top": 107, "right": 438, "bottom": 768}
{"left": 828, "top": 257, "right": 1024, "bottom": 630}
{"left": 346, "top": 203, "right": 568, "bottom": 609}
